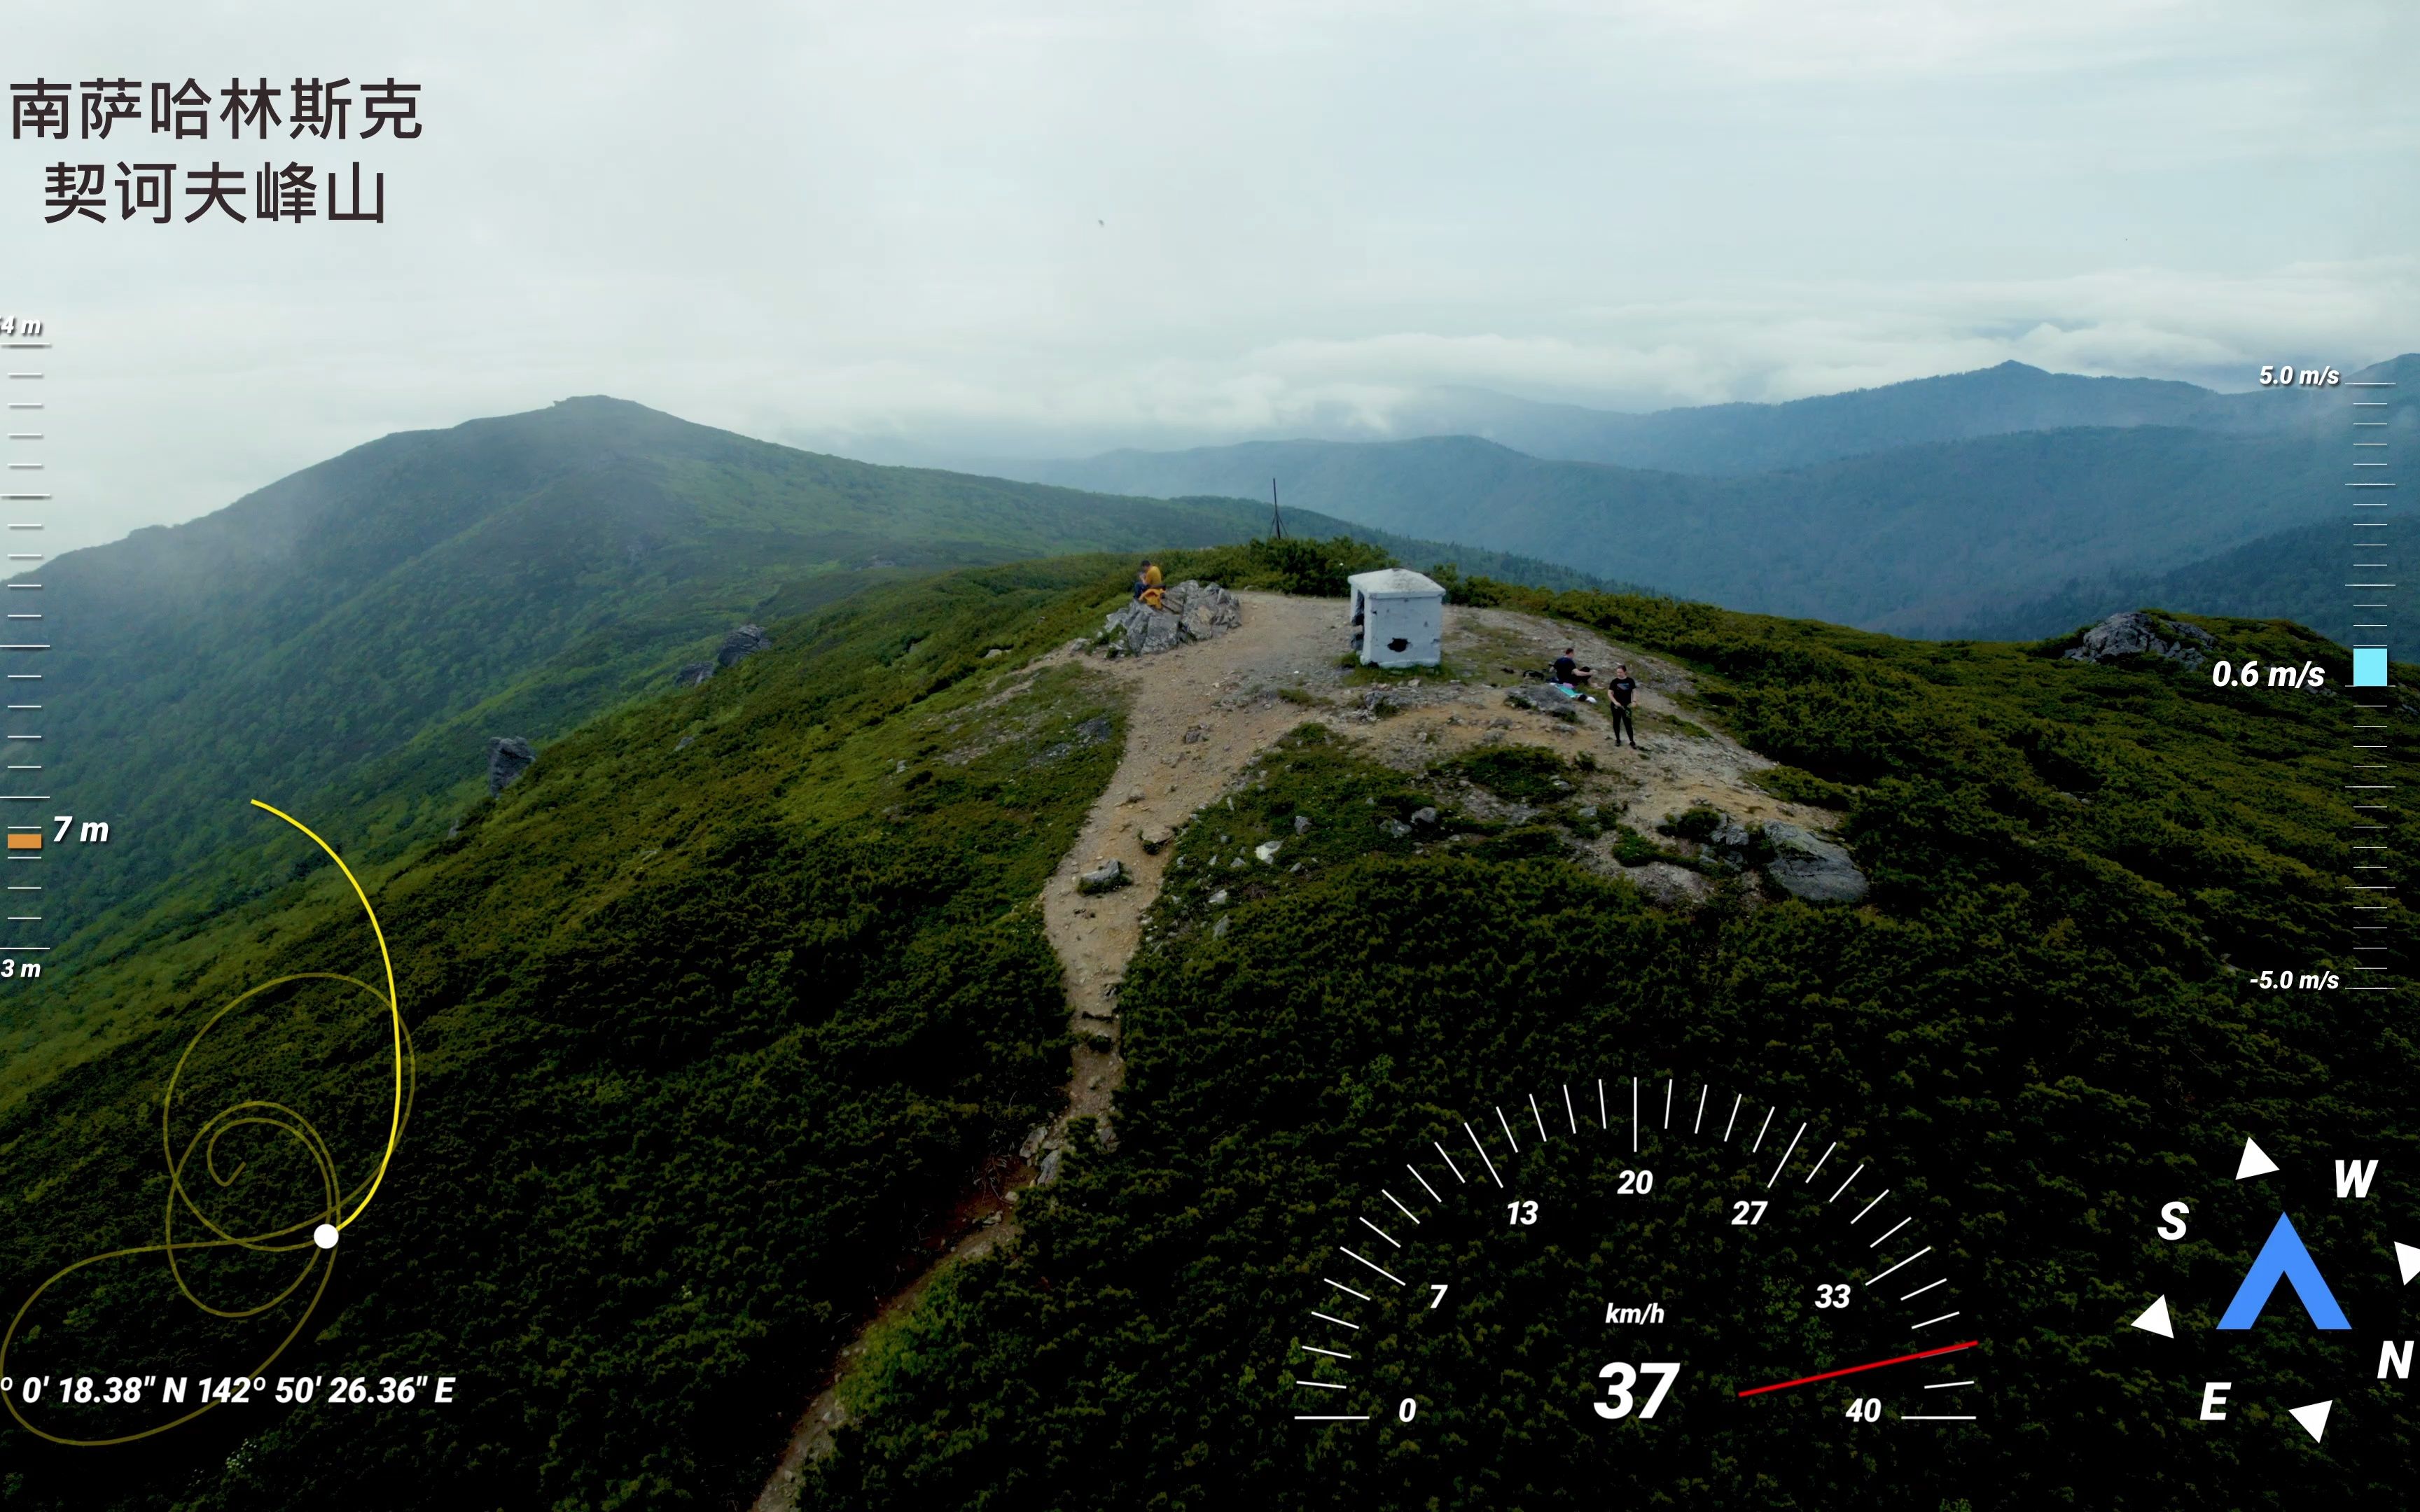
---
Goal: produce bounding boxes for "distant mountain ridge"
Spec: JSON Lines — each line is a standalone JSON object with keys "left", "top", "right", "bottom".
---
{"left": 981, "top": 355, "right": 2417, "bottom": 637}
{"left": 17, "top": 398, "right": 1599, "bottom": 995}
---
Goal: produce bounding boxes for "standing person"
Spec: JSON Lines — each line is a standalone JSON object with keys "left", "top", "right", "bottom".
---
{"left": 1607, "top": 662, "right": 1639, "bottom": 747}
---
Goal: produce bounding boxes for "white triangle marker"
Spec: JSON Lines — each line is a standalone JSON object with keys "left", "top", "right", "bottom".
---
{"left": 2288, "top": 1400, "right": 2331, "bottom": 1443}
{"left": 2129, "top": 1296, "right": 2174, "bottom": 1338}
{"left": 2397, "top": 1242, "right": 2419, "bottom": 1285}
{"left": 2237, "top": 1137, "right": 2279, "bottom": 1180}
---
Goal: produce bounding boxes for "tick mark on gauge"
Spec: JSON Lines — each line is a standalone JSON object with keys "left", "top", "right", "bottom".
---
{"left": 1461, "top": 1124, "right": 1501, "bottom": 1187}
{"left": 1339, "top": 1247, "right": 1406, "bottom": 1287}
{"left": 1495, "top": 1105, "right": 1521, "bottom": 1155}
{"left": 1765, "top": 1122, "right": 1805, "bottom": 1186}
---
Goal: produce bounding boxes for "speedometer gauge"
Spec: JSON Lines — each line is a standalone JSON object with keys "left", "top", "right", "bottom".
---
{"left": 1286, "top": 1073, "right": 1986, "bottom": 1507}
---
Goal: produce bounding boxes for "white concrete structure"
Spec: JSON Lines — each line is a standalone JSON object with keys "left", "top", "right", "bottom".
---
{"left": 1347, "top": 568, "right": 1445, "bottom": 668}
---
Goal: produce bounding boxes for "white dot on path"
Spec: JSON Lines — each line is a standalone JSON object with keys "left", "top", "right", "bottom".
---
{"left": 313, "top": 1223, "right": 340, "bottom": 1250}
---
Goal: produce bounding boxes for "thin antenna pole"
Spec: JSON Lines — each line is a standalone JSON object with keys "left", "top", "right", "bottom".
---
{"left": 1271, "top": 477, "right": 1284, "bottom": 540}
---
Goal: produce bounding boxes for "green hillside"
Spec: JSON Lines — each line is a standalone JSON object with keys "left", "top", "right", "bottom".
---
{"left": 2, "top": 549, "right": 2412, "bottom": 1508}
{"left": 1958, "top": 517, "right": 2367, "bottom": 645}
{"left": 801, "top": 587, "right": 2418, "bottom": 1508}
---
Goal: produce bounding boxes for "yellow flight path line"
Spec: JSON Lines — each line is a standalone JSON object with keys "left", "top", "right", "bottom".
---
{"left": 247, "top": 799, "right": 402, "bottom": 1229}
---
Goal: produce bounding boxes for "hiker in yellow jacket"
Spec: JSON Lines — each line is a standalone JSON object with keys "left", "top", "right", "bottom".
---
{"left": 1134, "top": 559, "right": 1164, "bottom": 611}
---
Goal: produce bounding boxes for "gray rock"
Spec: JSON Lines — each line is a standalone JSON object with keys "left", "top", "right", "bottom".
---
{"left": 1167, "top": 579, "right": 1244, "bottom": 640}
{"left": 486, "top": 736, "right": 535, "bottom": 796}
{"left": 1379, "top": 818, "right": 1413, "bottom": 839}
{"left": 1576, "top": 804, "right": 1599, "bottom": 820}
{"left": 1211, "top": 915, "right": 1230, "bottom": 939}
{"left": 1076, "top": 715, "right": 1114, "bottom": 745}
{"left": 1760, "top": 821, "right": 1869, "bottom": 904}
{"left": 1139, "top": 826, "right": 1173, "bottom": 854}
{"left": 674, "top": 661, "right": 715, "bottom": 688}
{"left": 1627, "top": 861, "right": 1714, "bottom": 907}
{"left": 2061, "top": 610, "right": 2214, "bottom": 671}
{"left": 1077, "top": 858, "right": 1129, "bottom": 895}
{"left": 1361, "top": 688, "right": 1400, "bottom": 716}
{"left": 1505, "top": 685, "right": 1580, "bottom": 722}
{"left": 716, "top": 623, "right": 772, "bottom": 668}
{"left": 1183, "top": 726, "right": 1209, "bottom": 744}
{"left": 1410, "top": 807, "right": 1439, "bottom": 827}
{"left": 1253, "top": 839, "right": 1283, "bottom": 864}
{"left": 1099, "top": 580, "right": 1244, "bottom": 656}
{"left": 1209, "top": 888, "right": 1229, "bottom": 906}
{"left": 1293, "top": 814, "right": 1312, "bottom": 834}
{"left": 675, "top": 734, "right": 696, "bottom": 751}
{"left": 1037, "top": 1148, "right": 1063, "bottom": 1185}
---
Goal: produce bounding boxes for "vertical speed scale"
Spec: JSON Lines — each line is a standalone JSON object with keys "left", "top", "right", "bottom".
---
{"left": 1283, "top": 1073, "right": 1985, "bottom": 1506}
{"left": 2, "top": 313, "right": 45, "bottom": 981}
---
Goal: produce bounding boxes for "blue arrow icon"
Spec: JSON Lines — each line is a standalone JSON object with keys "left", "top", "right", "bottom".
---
{"left": 2216, "top": 1212, "right": 2351, "bottom": 1331}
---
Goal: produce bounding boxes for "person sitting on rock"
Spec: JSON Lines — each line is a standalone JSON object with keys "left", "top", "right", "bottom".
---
{"left": 1551, "top": 648, "right": 1592, "bottom": 687}
{"left": 1134, "top": 559, "right": 1165, "bottom": 611}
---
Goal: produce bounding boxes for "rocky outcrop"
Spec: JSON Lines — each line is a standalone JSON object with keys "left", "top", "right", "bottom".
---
{"left": 487, "top": 736, "right": 536, "bottom": 796}
{"left": 1076, "top": 858, "right": 1129, "bottom": 895}
{"left": 1504, "top": 685, "right": 1580, "bottom": 722}
{"left": 1760, "top": 821, "right": 1869, "bottom": 903}
{"left": 2061, "top": 611, "right": 2213, "bottom": 672}
{"left": 718, "top": 624, "right": 772, "bottom": 667}
{"left": 674, "top": 662, "right": 715, "bottom": 688}
{"left": 1099, "top": 581, "right": 1243, "bottom": 656}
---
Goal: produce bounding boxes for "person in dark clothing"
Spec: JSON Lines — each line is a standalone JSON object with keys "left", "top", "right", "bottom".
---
{"left": 1552, "top": 647, "right": 1592, "bottom": 686}
{"left": 1607, "top": 662, "right": 1638, "bottom": 746}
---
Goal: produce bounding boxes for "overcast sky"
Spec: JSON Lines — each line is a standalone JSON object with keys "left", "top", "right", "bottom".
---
{"left": 8, "top": 0, "right": 2417, "bottom": 553}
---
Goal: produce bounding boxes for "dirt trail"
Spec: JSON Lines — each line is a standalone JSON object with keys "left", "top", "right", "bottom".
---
{"left": 753, "top": 591, "right": 1828, "bottom": 1506}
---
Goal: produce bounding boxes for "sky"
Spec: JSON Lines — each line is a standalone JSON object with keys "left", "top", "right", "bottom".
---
{"left": 6, "top": 0, "right": 2417, "bottom": 553}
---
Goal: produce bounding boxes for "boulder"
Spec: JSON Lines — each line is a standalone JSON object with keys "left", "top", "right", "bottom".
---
{"left": 1211, "top": 915, "right": 1231, "bottom": 939}
{"left": 674, "top": 662, "right": 715, "bottom": 688}
{"left": 716, "top": 624, "right": 772, "bottom": 668}
{"left": 1410, "top": 807, "right": 1439, "bottom": 827}
{"left": 1505, "top": 685, "right": 1580, "bottom": 722}
{"left": 1139, "top": 826, "right": 1173, "bottom": 854}
{"left": 2061, "top": 611, "right": 2213, "bottom": 672}
{"left": 1076, "top": 858, "right": 1129, "bottom": 895}
{"left": 1293, "top": 814, "right": 1312, "bottom": 834}
{"left": 1099, "top": 580, "right": 1243, "bottom": 656}
{"left": 1760, "top": 821, "right": 1869, "bottom": 904}
{"left": 1208, "top": 888, "right": 1230, "bottom": 907}
{"left": 1253, "top": 840, "right": 1283, "bottom": 864}
{"left": 486, "top": 736, "right": 535, "bottom": 796}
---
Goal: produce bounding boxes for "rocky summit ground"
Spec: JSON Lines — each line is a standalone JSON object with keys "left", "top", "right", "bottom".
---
{"left": 754, "top": 589, "right": 1843, "bottom": 1506}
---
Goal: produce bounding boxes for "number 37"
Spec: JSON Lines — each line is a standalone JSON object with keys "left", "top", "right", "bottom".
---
{"left": 1593, "top": 1362, "right": 1681, "bottom": 1420}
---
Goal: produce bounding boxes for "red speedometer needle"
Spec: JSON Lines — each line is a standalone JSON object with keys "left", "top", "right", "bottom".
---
{"left": 1735, "top": 1339, "right": 1980, "bottom": 1398}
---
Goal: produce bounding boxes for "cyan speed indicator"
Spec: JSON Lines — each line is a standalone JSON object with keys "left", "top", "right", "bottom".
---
{"left": 1287, "top": 1074, "right": 1985, "bottom": 1506}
